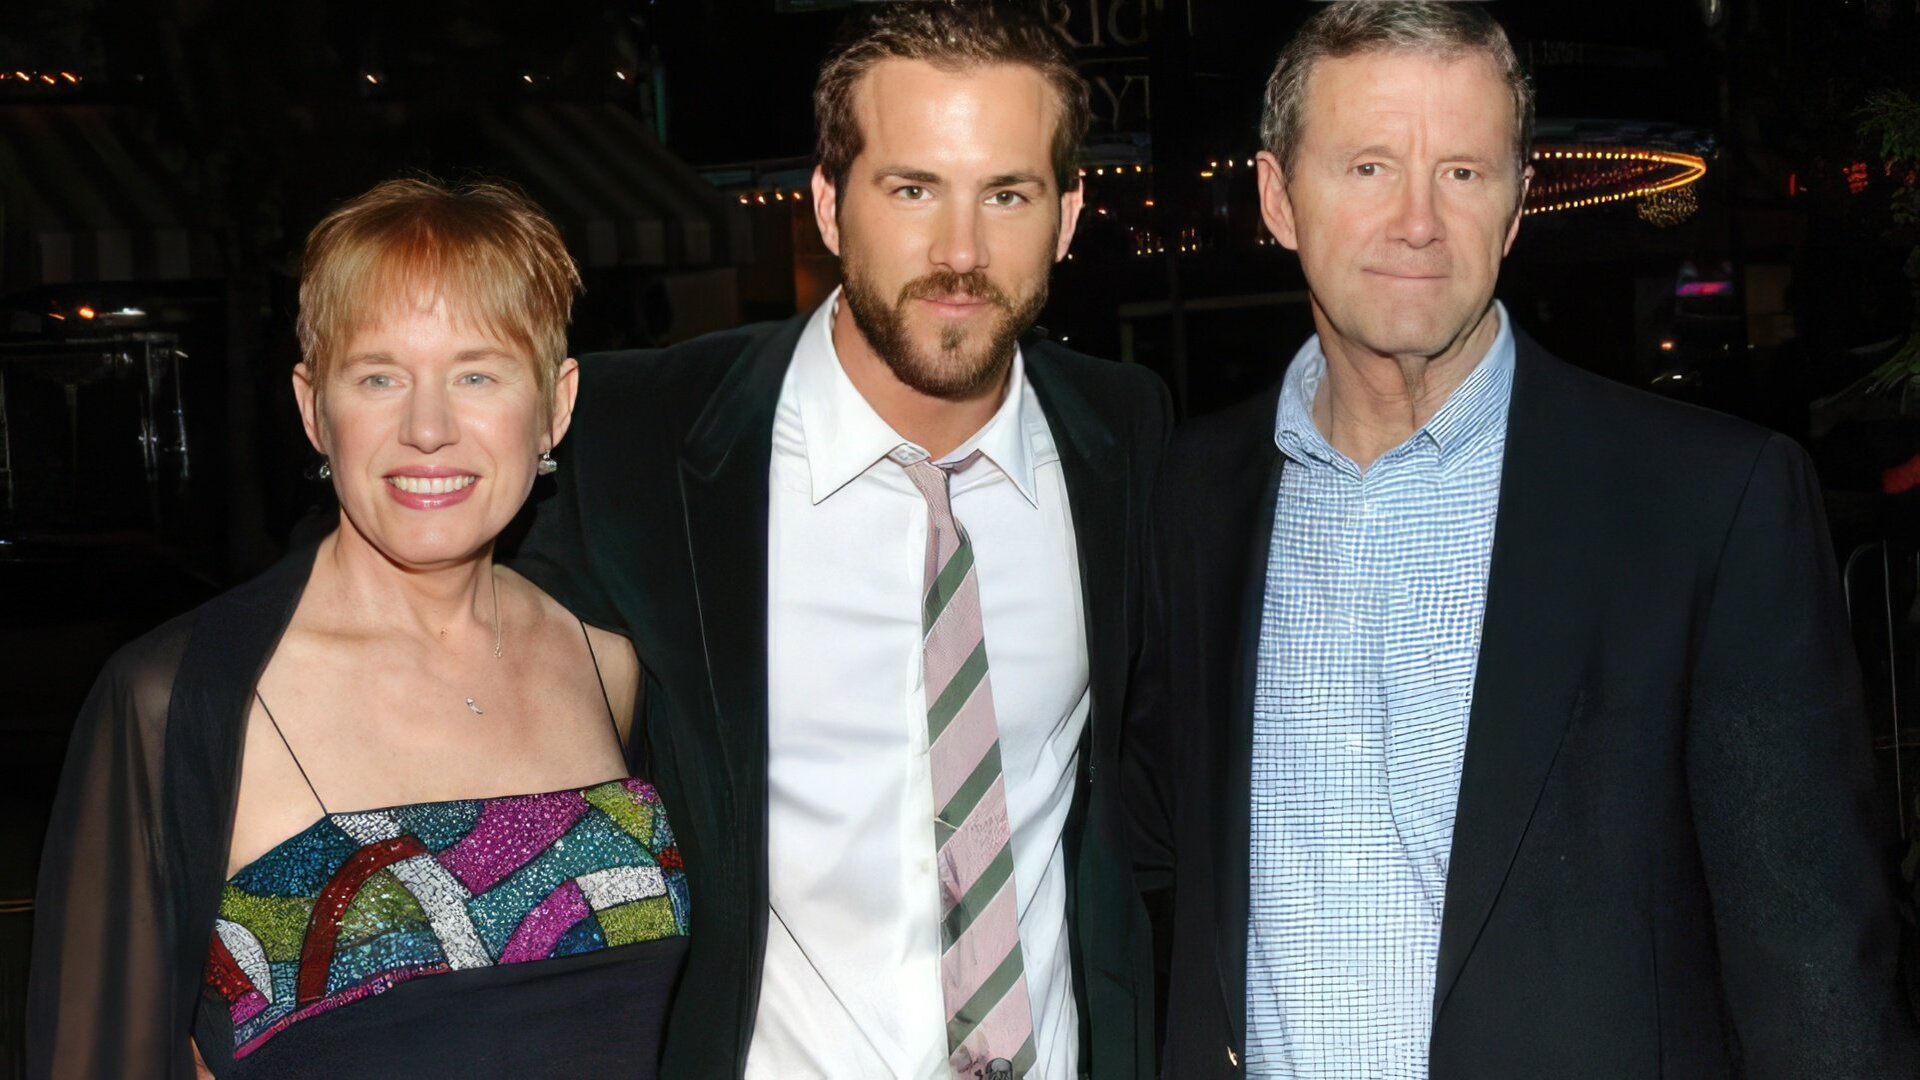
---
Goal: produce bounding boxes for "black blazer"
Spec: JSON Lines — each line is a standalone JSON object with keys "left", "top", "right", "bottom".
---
{"left": 514, "top": 315, "right": 1170, "bottom": 1079}
{"left": 1128, "top": 331, "right": 1918, "bottom": 1078}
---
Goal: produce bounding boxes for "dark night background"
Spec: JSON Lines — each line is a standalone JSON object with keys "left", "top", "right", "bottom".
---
{"left": 4, "top": 0, "right": 1920, "bottom": 1069}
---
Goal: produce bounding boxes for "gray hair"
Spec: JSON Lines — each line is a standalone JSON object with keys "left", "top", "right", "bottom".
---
{"left": 1260, "top": 1, "right": 1534, "bottom": 183}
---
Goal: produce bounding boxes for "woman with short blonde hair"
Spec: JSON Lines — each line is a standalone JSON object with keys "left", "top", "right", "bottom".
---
{"left": 27, "top": 177, "right": 689, "bottom": 1079}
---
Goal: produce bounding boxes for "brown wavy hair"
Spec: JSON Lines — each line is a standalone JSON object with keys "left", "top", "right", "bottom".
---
{"left": 814, "top": 0, "right": 1090, "bottom": 198}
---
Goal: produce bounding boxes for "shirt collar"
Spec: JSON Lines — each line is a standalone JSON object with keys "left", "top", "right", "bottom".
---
{"left": 791, "top": 287, "right": 1040, "bottom": 506}
{"left": 1421, "top": 303, "right": 1516, "bottom": 456}
{"left": 1273, "top": 336, "right": 1336, "bottom": 468}
{"left": 1273, "top": 300, "right": 1516, "bottom": 467}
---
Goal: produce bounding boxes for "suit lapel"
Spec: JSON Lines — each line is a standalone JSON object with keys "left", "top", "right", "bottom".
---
{"left": 1024, "top": 347, "right": 1127, "bottom": 766}
{"left": 1023, "top": 347, "right": 1132, "bottom": 1052}
{"left": 1433, "top": 338, "right": 1591, "bottom": 1019}
{"left": 676, "top": 317, "right": 805, "bottom": 804}
{"left": 1219, "top": 436, "right": 1285, "bottom": 1051}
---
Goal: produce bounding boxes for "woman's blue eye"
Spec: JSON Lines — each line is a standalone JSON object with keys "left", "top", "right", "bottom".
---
{"left": 363, "top": 373, "right": 393, "bottom": 388}
{"left": 458, "top": 372, "right": 493, "bottom": 386}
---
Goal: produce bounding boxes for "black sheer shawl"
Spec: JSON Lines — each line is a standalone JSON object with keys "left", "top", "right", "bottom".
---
{"left": 26, "top": 541, "right": 319, "bottom": 1078}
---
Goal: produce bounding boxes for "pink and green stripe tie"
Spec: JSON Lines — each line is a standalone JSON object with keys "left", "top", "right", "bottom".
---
{"left": 895, "top": 448, "right": 1037, "bottom": 1080}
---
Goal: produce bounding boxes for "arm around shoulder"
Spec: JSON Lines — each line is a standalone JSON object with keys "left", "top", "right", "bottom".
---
{"left": 511, "top": 355, "right": 634, "bottom": 633}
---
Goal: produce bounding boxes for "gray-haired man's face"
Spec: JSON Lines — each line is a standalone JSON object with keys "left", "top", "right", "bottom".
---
{"left": 1259, "top": 50, "right": 1528, "bottom": 364}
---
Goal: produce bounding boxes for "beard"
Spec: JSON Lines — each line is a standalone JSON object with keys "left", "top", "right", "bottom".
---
{"left": 840, "top": 259, "right": 1051, "bottom": 401}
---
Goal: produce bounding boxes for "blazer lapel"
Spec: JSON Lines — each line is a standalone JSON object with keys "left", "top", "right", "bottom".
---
{"left": 1218, "top": 440, "right": 1285, "bottom": 1051}
{"left": 1433, "top": 338, "right": 1592, "bottom": 1020}
{"left": 1023, "top": 350, "right": 1131, "bottom": 1043}
{"left": 676, "top": 317, "right": 804, "bottom": 805}
{"left": 1024, "top": 348, "right": 1127, "bottom": 767}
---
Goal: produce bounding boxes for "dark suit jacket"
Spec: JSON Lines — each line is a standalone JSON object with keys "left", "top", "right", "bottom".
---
{"left": 514, "top": 315, "right": 1170, "bottom": 1079}
{"left": 1128, "top": 330, "right": 1918, "bottom": 1078}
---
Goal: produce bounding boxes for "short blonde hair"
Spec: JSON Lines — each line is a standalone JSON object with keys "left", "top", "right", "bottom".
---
{"left": 296, "top": 177, "right": 582, "bottom": 418}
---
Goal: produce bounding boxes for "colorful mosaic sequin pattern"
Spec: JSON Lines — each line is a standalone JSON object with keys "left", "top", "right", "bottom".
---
{"left": 203, "top": 779, "right": 689, "bottom": 1059}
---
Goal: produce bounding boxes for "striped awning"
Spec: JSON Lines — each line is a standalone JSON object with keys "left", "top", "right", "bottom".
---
{"left": 0, "top": 106, "right": 222, "bottom": 292}
{"left": 467, "top": 103, "right": 750, "bottom": 269}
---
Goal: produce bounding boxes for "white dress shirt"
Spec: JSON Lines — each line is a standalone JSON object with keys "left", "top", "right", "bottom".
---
{"left": 748, "top": 292, "right": 1087, "bottom": 1079}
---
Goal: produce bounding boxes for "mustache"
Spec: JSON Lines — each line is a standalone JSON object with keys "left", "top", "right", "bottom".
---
{"left": 897, "top": 269, "right": 1011, "bottom": 310}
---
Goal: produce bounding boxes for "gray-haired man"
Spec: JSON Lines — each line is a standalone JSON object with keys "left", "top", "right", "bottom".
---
{"left": 1127, "top": 2, "right": 1918, "bottom": 1076}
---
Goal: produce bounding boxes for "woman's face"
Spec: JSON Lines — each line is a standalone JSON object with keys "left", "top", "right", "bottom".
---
{"left": 295, "top": 295, "right": 576, "bottom": 570}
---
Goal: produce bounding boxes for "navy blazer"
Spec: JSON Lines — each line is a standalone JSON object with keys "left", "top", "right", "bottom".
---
{"left": 1127, "top": 330, "right": 1918, "bottom": 1077}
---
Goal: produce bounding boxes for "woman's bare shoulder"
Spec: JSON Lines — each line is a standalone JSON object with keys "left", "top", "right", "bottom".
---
{"left": 502, "top": 567, "right": 638, "bottom": 686}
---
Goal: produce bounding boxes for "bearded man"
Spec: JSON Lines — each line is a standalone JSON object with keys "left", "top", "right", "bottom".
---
{"left": 515, "top": 3, "right": 1168, "bottom": 1078}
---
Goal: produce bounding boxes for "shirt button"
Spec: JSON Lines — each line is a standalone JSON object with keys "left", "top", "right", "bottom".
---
{"left": 888, "top": 445, "right": 927, "bottom": 465}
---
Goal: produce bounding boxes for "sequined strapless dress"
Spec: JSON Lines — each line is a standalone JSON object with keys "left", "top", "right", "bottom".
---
{"left": 195, "top": 779, "right": 690, "bottom": 1078}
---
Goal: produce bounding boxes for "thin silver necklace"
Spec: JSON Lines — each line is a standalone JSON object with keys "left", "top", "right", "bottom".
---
{"left": 462, "top": 567, "right": 504, "bottom": 715}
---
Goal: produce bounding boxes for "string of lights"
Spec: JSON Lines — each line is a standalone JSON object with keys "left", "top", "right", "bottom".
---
{"left": 1522, "top": 147, "right": 1708, "bottom": 217}
{"left": 0, "top": 70, "right": 84, "bottom": 86}
{"left": 737, "top": 190, "right": 808, "bottom": 205}
{"left": 722, "top": 146, "right": 1712, "bottom": 246}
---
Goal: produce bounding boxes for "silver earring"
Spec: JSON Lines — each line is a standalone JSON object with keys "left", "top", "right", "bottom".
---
{"left": 315, "top": 458, "right": 332, "bottom": 480}
{"left": 537, "top": 451, "right": 558, "bottom": 476}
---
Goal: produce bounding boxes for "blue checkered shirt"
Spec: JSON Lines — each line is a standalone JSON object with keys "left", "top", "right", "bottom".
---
{"left": 1244, "top": 308, "right": 1516, "bottom": 1078}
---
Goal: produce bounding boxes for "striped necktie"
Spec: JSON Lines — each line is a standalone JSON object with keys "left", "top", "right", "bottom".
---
{"left": 894, "top": 447, "right": 1036, "bottom": 1080}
